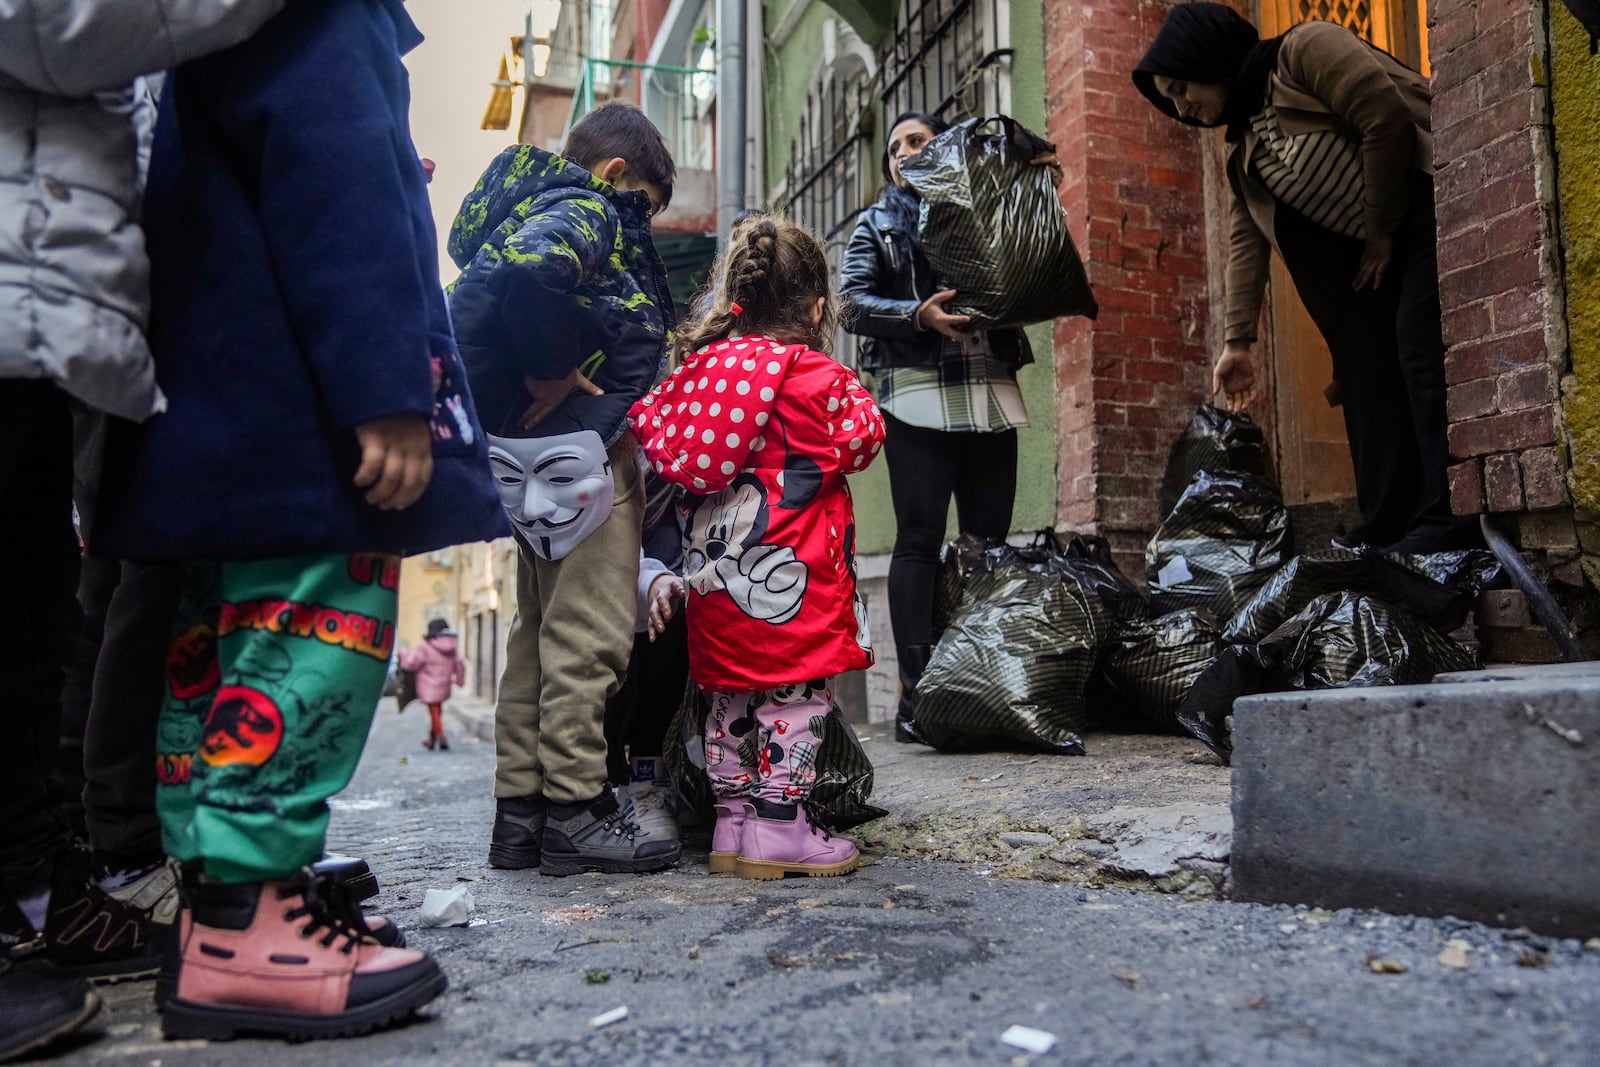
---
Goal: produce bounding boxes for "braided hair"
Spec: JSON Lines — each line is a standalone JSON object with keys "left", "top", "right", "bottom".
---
{"left": 674, "top": 214, "right": 839, "bottom": 363}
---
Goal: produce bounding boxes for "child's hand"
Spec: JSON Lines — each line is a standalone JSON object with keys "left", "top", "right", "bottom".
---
{"left": 646, "top": 573, "right": 685, "bottom": 641}
{"left": 520, "top": 369, "right": 604, "bottom": 430}
{"left": 354, "top": 414, "right": 433, "bottom": 510}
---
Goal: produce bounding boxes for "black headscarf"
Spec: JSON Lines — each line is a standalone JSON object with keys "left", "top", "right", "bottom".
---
{"left": 1132, "top": 3, "right": 1283, "bottom": 141}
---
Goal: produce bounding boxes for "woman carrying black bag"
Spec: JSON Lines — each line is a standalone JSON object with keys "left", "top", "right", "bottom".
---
{"left": 840, "top": 112, "right": 1053, "bottom": 743}
{"left": 1133, "top": 3, "right": 1479, "bottom": 555}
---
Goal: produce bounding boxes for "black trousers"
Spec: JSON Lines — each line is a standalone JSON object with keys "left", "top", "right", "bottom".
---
{"left": 882, "top": 412, "right": 1018, "bottom": 648}
{"left": 56, "top": 560, "right": 180, "bottom": 859}
{"left": 603, "top": 609, "right": 690, "bottom": 785}
{"left": 0, "top": 381, "right": 78, "bottom": 892}
{"left": 1274, "top": 180, "right": 1458, "bottom": 549}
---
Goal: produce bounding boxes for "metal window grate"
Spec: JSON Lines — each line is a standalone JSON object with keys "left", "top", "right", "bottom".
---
{"left": 880, "top": 0, "right": 1012, "bottom": 123}
{"left": 1293, "top": 0, "right": 1373, "bottom": 37}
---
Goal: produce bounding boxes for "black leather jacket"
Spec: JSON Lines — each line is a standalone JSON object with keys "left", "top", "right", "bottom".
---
{"left": 839, "top": 189, "right": 1031, "bottom": 373}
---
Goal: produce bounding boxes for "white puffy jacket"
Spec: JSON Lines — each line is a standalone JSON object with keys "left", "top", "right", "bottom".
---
{"left": 0, "top": 0, "right": 285, "bottom": 419}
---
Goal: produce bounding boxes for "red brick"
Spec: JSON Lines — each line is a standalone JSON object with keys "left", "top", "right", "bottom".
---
{"left": 1094, "top": 286, "right": 1154, "bottom": 314}
{"left": 1125, "top": 359, "right": 1185, "bottom": 385}
{"left": 1444, "top": 13, "right": 1531, "bottom": 87}
{"left": 1497, "top": 364, "right": 1557, "bottom": 412}
{"left": 1440, "top": 301, "right": 1493, "bottom": 350}
{"left": 1438, "top": 248, "right": 1541, "bottom": 307}
{"left": 1430, "top": 84, "right": 1479, "bottom": 129}
{"left": 1446, "top": 378, "right": 1499, "bottom": 421}
{"left": 1448, "top": 460, "right": 1486, "bottom": 515}
{"left": 1438, "top": 227, "right": 1487, "bottom": 274}
{"left": 1096, "top": 379, "right": 1155, "bottom": 405}
{"left": 1448, "top": 407, "right": 1559, "bottom": 459}
{"left": 1491, "top": 286, "right": 1547, "bottom": 332}
{"left": 1443, "top": 329, "right": 1547, "bottom": 384}
{"left": 1483, "top": 202, "right": 1546, "bottom": 249}
{"left": 1482, "top": 452, "right": 1525, "bottom": 512}
{"left": 1520, "top": 446, "right": 1570, "bottom": 510}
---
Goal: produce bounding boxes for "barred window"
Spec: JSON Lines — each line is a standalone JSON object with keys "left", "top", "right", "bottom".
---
{"left": 880, "top": 0, "right": 1013, "bottom": 123}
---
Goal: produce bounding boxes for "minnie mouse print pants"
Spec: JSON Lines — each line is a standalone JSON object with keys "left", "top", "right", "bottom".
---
{"left": 703, "top": 683, "right": 831, "bottom": 803}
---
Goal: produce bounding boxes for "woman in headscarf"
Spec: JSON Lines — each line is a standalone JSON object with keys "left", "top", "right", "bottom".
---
{"left": 839, "top": 112, "right": 1041, "bottom": 742}
{"left": 1134, "top": 3, "right": 1476, "bottom": 554}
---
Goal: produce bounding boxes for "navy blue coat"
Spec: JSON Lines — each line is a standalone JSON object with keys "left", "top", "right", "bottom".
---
{"left": 96, "top": 0, "right": 507, "bottom": 561}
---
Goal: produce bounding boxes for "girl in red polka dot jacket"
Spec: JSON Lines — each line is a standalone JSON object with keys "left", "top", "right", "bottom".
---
{"left": 629, "top": 215, "right": 885, "bottom": 879}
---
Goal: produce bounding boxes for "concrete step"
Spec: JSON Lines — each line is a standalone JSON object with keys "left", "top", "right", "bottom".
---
{"left": 1230, "top": 666, "right": 1600, "bottom": 937}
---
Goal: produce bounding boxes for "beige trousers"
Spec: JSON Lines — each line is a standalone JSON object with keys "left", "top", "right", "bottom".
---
{"left": 493, "top": 438, "right": 643, "bottom": 802}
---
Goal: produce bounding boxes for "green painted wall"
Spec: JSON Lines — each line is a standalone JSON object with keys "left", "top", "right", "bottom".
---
{"left": 762, "top": 0, "right": 1060, "bottom": 554}
{"left": 1551, "top": 4, "right": 1600, "bottom": 515}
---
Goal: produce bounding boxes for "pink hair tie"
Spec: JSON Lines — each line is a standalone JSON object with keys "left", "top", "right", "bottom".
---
{"left": 730, "top": 302, "right": 744, "bottom": 315}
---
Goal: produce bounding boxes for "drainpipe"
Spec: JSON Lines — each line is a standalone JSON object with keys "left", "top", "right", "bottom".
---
{"left": 715, "top": 0, "right": 747, "bottom": 242}
{"left": 745, "top": 0, "right": 763, "bottom": 208}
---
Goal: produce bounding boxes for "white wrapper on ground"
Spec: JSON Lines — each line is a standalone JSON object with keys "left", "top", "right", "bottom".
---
{"left": 418, "top": 885, "right": 475, "bottom": 927}
{"left": 1002, "top": 1025, "right": 1058, "bottom": 1054}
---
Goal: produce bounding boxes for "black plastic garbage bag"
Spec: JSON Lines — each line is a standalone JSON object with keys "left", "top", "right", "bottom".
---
{"left": 1223, "top": 547, "right": 1504, "bottom": 645}
{"left": 1147, "top": 471, "right": 1291, "bottom": 619}
{"left": 898, "top": 115, "right": 1097, "bottom": 329}
{"left": 1160, "top": 405, "right": 1271, "bottom": 515}
{"left": 916, "top": 556, "right": 1111, "bottom": 754}
{"left": 1176, "top": 592, "right": 1476, "bottom": 762}
{"left": 934, "top": 531, "right": 1145, "bottom": 641}
{"left": 663, "top": 683, "right": 886, "bottom": 830}
{"left": 1094, "top": 609, "right": 1222, "bottom": 733}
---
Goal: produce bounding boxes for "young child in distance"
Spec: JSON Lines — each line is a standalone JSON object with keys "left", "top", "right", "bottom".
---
{"left": 399, "top": 619, "right": 466, "bottom": 751}
{"left": 629, "top": 215, "right": 885, "bottom": 878}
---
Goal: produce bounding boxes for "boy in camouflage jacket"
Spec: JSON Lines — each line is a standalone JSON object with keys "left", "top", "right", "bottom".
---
{"left": 449, "top": 103, "right": 681, "bottom": 876}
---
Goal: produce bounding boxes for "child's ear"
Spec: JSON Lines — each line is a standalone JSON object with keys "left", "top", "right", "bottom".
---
{"left": 811, "top": 297, "right": 826, "bottom": 330}
{"left": 598, "top": 157, "right": 628, "bottom": 186}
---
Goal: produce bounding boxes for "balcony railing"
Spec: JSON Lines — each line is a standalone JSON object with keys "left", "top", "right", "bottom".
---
{"left": 564, "top": 57, "right": 717, "bottom": 173}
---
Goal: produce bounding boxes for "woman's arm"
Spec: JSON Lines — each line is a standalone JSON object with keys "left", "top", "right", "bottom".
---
{"left": 1224, "top": 186, "right": 1272, "bottom": 346}
{"left": 839, "top": 218, "right": 923, "bottom": 342}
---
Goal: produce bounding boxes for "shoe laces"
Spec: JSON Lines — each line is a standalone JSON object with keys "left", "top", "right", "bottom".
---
{"left": 278, "top": 872, "right": 373, "bottom": 955}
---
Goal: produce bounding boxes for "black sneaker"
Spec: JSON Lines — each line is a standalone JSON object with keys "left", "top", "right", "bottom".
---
{"left": 0, "top": 958, "right": 101, "bottom": 1063}
{"left": 488, "top": 795, "right": 546, "bottom": 870}
{"left": 313, "top": 854, "right": 380, "bottom": 904}
{"left": 540, "top": 786, "right": 681, "bottom": 877}
{"left": 37, "top": 851, "right": 161, "bottom": 983}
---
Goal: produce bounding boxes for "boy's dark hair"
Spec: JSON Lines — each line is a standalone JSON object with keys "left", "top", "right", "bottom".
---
{"left": 675, "top": 214, "right": 837, "bottom": 360}
{"left": 563, "top": 102, "right": 677, "bottom": 210}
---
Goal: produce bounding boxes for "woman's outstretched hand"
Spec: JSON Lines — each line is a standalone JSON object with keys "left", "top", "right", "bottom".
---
{"left": 916, "top": 289, "right": 973, "bottom": 340}
{"left": 1030, "top": 152, "right": 1064, "bottom": 188}
{"left": 1352, "top": 232, "right": 1393, "bottom": 291}
{"left": 1213, "top": 341, "right": 1258, "bottom": 413}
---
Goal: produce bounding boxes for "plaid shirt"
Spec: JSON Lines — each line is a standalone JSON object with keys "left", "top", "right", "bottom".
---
{"left": 872, "top": 334, "right": 1029, "bottom": 433}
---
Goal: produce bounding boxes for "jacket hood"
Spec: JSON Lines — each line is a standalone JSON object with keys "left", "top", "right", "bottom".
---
{"left": 448, "top": 145, "right": 646, "bottom": 269}
{"left": 427, "top": 634, "right": 458, "bottom": 655}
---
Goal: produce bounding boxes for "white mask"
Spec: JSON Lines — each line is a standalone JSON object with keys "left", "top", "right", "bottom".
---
{"left": 486, "top": 430, "right": 613, "bottom": 560}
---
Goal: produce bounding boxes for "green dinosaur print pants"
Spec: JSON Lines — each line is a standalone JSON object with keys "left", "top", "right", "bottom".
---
{"left": 154, "top": 553, "right": 399, "bottom": 884}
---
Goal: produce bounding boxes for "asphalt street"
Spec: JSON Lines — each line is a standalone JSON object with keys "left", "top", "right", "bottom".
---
{"left": 61, "top": 704, "right": 1600, "bottom": 1067}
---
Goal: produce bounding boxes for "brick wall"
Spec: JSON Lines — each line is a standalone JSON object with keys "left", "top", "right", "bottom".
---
{"left": 1043, "top": 0, "right": 1215, "bottom": 567}
{"left": 1430, "top": 0, "right": 1571, "bottom": 517}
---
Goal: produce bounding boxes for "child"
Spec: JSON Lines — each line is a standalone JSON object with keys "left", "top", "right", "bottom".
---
{"left": 629, "top": 215, "right": 886, "bottom": 878}
{"left": 450, "top": 103, "right": 683, "bottom": 877}
{"left": 399, "top": 619, "right": 467, "bottom": 751}
{"left": 604, "top": 472, "right": 691, "bottom": 824}
{"left": 92, "top": 0, "right": 506, "bottom": 1041}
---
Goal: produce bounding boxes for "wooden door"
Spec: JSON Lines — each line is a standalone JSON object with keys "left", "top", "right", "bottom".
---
{"left": 1256, "top": 1, "right": 1429, "bottom": 506}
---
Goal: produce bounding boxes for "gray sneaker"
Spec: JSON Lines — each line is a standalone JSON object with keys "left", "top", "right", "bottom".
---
{"left": 620, "top": 781, "right": 682, "bottom": 846}
{"left": 540, "top": 786, "right": 681, "bottom": 877}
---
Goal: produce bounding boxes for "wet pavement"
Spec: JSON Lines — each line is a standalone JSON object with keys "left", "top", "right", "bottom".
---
{"left": 56, "top": 703, "right": 1600, "bottom": 1066}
